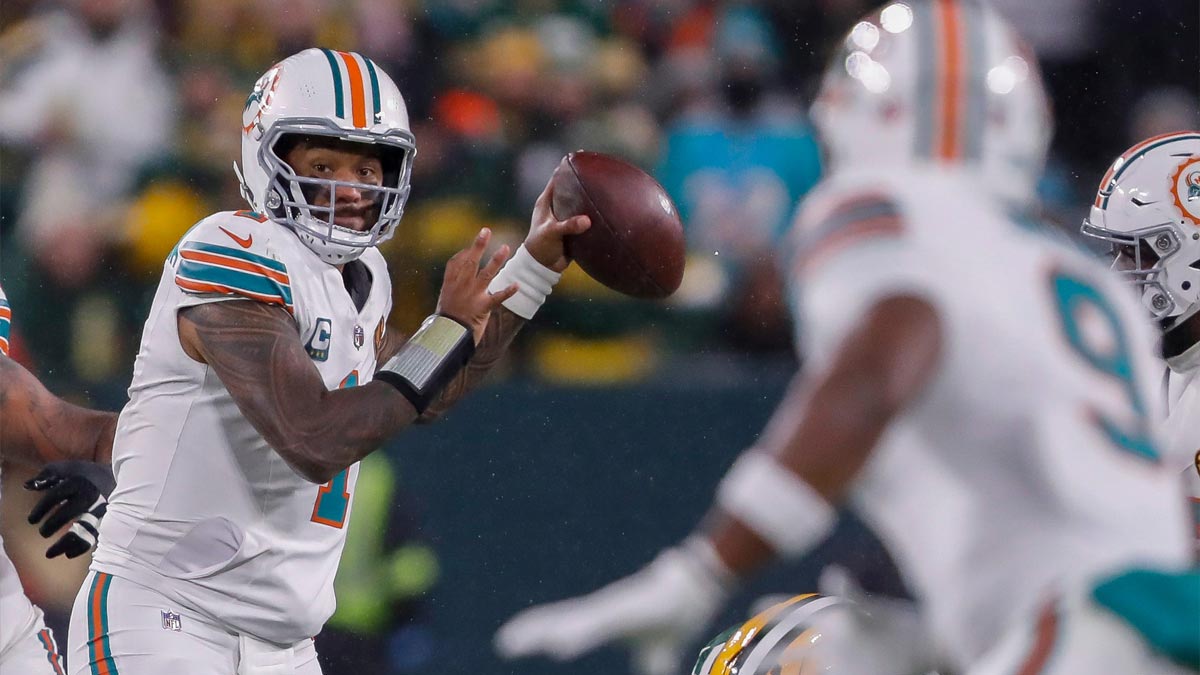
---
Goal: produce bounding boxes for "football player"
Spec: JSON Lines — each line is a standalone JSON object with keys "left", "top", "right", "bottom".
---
{"left": 64, "top": 48, "right": 589, "bottom": 675}
{"left": 494, "top": 2, "right": 1197, "bottom": 674}
{"left": 0, "top": 284, "right": 118, "bottom": 674}
{"left": 1080, "top": 130, "right": 1200, "bottom": 555}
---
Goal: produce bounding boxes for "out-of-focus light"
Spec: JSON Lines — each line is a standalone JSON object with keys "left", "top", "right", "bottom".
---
{"left": 860, "top": 60, "right": 891, "bottom": 93}
{"left": 845, "top": 50, "right": 870, "bottom": 78}
{"left": 987, "top": 55, "right": 1030, "bottom": 95}
{"left": 987, "top": 65, "right": 1016, "bottom": 94}
{"left": 848, "top": 21, "right": 880, "bottom": 52}
{"left": 880, "top": 3, "right": 913, "bottom": 34}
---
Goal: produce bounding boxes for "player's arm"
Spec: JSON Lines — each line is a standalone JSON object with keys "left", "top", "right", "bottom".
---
{"left": 494, "top": 295, "right": 943, "bottom": 672}
{"left": 0, "top": 355, "right": 117, "bottom": 467}
{"left": 179, "top": 229, "right": 514, "bottom": 485}
{"left": 411, "top": 181, "right": 590, "bottom": 422}
{"left": 704, "top": 293, "right": 943, "bottom": 575}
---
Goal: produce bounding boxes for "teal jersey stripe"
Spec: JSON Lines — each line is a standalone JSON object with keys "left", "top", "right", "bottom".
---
{"left": 178, "top": 260, "right": 294, "bottom": 307}
{"left": 364, "top": 56, "right": 382, "bottom": 122}
{"left": 180, "top": 241, "right": 288, "bottom": 274}
{"left": 1101, "top": 133, "right": 1200, "bottom": 208}
{"left": 321, "top": 48, "right": 346, "bottom": 119}
{"left": 86, "top": 575, "right": 98, "bottom": 673}
{"left": 88, "top": 573, "right": 118, "bottom": 675}
{"left": 912, "top": 0, "right": 936, "bottom": 159}
{"left": 961, "top": 0, "right": 987, "bottom": 161}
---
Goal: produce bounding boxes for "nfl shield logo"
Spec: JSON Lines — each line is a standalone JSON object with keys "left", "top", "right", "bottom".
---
{"left": 353, "top": 325, "right": 365, "bottom": 350}
{"left": 161, "top": 610, "right": 182, "bottom": 632}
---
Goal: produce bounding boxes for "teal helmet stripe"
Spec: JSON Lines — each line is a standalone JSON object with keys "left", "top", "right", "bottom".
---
{"left": 912, "top": 0, "right": 936, "bottom": 159}
{"left": 1101, "top": 133, "right": 1200, "bottom": 208}
{"left": 363, "top": 56, "right": 383, "bottom": 122}
{"left": 961, "top": 0, "right": 988, "bottom": 161}
{"left": 320, "top": 48, "right": 346, "bottom": 120}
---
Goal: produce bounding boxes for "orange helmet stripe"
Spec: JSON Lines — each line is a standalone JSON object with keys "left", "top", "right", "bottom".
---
{"left": 934, "top": 0, "right": 965, "bottom": 161}
{"left": 337, "top": 51, "right": 368, "bottom": 128}
{"left": 1094, "top": 131, "right": 1200, "bottom": 208}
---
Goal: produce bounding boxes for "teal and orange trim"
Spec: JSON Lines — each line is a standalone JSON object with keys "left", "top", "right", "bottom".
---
{"left": 798, "top": 194, "right": 905, "bottom": 272}
{"left": 86, "top": 572, "right": 119, "bottom": 675}
{"left": 1093, "top": 132, "right": 1200, "bottom": 209}
{"left": 174, "top": 241, "right": 294, "bottom": 313}
{"left": 37, "top": 629, "right": 65, "bottom": 675}
{"left": 319, "top": 49, "right": 384, "bottom": 128}
{"left": 0, "top": 295, "right": 10, "bottom": 355}
{"left": 1016, "top": 600, "right": 1060, "bottom": 675}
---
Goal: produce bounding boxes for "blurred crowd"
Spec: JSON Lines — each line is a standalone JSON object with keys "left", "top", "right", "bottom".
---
{"left": 0, "top": 0, "right": 1195, "bottom": 403}
{"left": 0, "top": 0, "right": 1194, "bottom": 673}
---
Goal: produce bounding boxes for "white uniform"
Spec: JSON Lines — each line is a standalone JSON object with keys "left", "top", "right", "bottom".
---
{"left": 69, "top": 211, "right": 391, "bottom": 674}
{"left": 0, "top": 285, "right": 69, "bottom": 675}
{"left": 791, "top": 167, "right": 1193, "bottom": 672}
{"left": 1162, "top": 362, "right": 1200, "bottom": 554}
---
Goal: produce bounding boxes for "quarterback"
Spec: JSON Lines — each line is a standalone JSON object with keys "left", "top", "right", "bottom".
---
{"left": 66, "top": 48, "right": 588, "bottom": 675}
{"left": 0, "top": 284, "right": 119, "bottom": 675}
{"left": 495, "top": 3, "right": 1196, "bottom": 674}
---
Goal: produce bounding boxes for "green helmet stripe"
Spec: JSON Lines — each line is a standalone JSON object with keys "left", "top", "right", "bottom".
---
{"left": 320, "top": 48, "right": 346, "bottom": 119}
{"left": 364, "top": 56, "right": 382, "bottom": 122}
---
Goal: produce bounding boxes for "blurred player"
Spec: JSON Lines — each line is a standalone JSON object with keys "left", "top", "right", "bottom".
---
{"left": 66, "top": 48, "right": 588, "bottom": 675}
{"left": 495, "top": 2, "right": 1197, "bottom": 674}
{"left": 0, "top": 284, "right": 118, "bottom": 674}
{"left": 1081, "top": 131, "right": 1200, "bottom": 553}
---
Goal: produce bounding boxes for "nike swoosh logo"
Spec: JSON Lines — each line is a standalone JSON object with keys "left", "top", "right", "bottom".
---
{"left": 219, "top": 226, "right": 253, "bottom": 248}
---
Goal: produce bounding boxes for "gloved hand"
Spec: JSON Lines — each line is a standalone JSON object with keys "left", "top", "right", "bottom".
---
{"left": 495, "top": 538, "right": 734, "bottom": 675}
{"left": 25, "top": 461, "right": 115, "bottom": 559}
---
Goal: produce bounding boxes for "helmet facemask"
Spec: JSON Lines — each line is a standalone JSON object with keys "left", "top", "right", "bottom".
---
{"left": 1081, "top": 218, "right": 1186, "bottom": 322}
{"left": 257, "top": 118, "right": 415, "bottom": 264}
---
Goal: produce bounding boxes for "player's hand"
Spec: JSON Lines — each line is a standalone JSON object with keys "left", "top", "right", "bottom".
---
{"left": 24, "top": 461, "right": 115, "bottom": 559}
{"left": 495, "top": 541, "right": 731, "bottom": 675}
{"left": 522, "top": 181, "right": 591, "bottom": 273}
{"left": 437, "top": 228, "right": 516, "bottom": 343}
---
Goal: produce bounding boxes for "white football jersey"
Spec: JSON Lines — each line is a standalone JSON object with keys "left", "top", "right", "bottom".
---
{"left": 1162, "top": 362, "right": 1200, "bottom": 553}
{"left": 0, "top": 283, "right": 40, "bottom": 657}
{"left": 91, "top": 210, "right": 392, "bottom": 644}
{"left": 790, "top": 167, "right": 1192, "bottom": 669}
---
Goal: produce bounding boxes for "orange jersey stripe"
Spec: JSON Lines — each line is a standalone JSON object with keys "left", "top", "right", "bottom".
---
{"left": 337, "top": 51, "right": 368, "bottom": 128}
{"left": 0, "top": 307, "right": 11, "bottom": 320}
{"left": 0, "top": 336, "right": 9, "bottom": 355}
{"left": 175, "top": 277, "right": 293, "bottom": 311}
{"left": 1017, "top": 601, "right": 1059, "bottom": 675}
{"left": 179, "top": 249, "right": 291, "bottom": 285}
{"left": 936, "top": 0, "right": 964, "bottom": 160}
{"left": 800, "top": 216, "right": 905, "bottom": 272}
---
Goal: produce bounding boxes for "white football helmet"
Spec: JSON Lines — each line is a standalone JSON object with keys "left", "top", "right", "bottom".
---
{"left": 810, "top": 0, "right": 1052, "bottom": 210}
{"left": 237, "top": 48, "right": 415, "bottom": 264}
{"left": 1081, "top": 131, "right": 1200, "bottom": 329}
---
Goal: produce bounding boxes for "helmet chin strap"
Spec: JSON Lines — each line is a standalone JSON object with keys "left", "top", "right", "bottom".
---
{"left": 233, "top": 161, "right": 255, "bottom": 209}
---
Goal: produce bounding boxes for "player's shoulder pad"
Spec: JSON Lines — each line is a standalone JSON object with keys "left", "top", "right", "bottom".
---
{"left": 170, "top": 210, "right": 295, "bottom": 314}
{"left": 0, "top": 282, "right": 10, "bottom": 356}
{"left": 791, "top": 182, "right": 906, "bottom": 275}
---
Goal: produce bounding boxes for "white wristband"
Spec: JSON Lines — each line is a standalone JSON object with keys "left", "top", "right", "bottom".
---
{"left": 716, "top": 450, "right": 836, "bottom": 556}
{"left": 487, "top": 244, "right": 562, "bottom": 319}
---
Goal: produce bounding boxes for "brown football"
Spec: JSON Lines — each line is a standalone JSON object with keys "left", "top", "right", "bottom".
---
{"left": 549, "top": 151, "right": 685, "bottom": 298}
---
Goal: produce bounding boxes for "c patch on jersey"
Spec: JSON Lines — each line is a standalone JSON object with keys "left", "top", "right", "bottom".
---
{"left": 796, "top": 193, "right": 904, "bottom": 273}
{"left": 174, "top": 241, "right": 294, "bottom": 313}
{"left": 306, "top": 318, "right": 333, "bottom": 361}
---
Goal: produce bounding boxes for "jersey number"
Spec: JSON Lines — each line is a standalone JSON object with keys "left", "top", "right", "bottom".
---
{"left": 1050, "top": 272, "right": 1158, "bottom": 461}
{"left": 311, "top": 371, "right": 360, "bottom": 528}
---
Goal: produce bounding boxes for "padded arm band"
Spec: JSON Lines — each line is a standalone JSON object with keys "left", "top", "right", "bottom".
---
{"left": 715, "top": 450, "right": 837, "bottom": 557}
{"left": 375, "top": 314, "right": 475, "bottom": 414}
{"left": 486, "top": 244, "right": 562, "bottom": 319}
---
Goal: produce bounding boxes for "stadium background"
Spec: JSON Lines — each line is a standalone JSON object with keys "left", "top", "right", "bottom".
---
{"left": 0, "top": 0, "right": 1194, "bottom": 673}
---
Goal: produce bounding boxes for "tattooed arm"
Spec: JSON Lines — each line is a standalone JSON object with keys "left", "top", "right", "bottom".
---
{"left": 178, "top": 300, "right": 419, "bottom": 484}
{"left": 418, "top": 307, "right": 525, "bottom": 422}
{"left": 0, "top": 356, "right": 117, "bottom": 468}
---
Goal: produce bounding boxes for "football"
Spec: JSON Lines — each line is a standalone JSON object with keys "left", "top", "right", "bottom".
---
{"left": 549, "top": 151, "right": 685, "bottom": 298}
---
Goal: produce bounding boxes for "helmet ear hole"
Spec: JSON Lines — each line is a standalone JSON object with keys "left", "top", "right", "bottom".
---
{"left": 1184, "top": 281, "right": 1192, "bottom": 291}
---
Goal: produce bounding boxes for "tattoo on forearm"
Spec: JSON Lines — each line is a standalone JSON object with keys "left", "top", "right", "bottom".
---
{"left": 421, "top": 307, "right": 526, "bottom": 420}
{"left": 0, "top": 356, "right": 116, "bottom": 466}
{"left": 181, "top": 301, "right": 417, "bottom": 482}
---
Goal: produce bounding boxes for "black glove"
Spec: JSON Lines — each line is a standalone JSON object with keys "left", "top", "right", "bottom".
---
{"left": 25, "top": 461, "right": 115, "bottom": 559}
